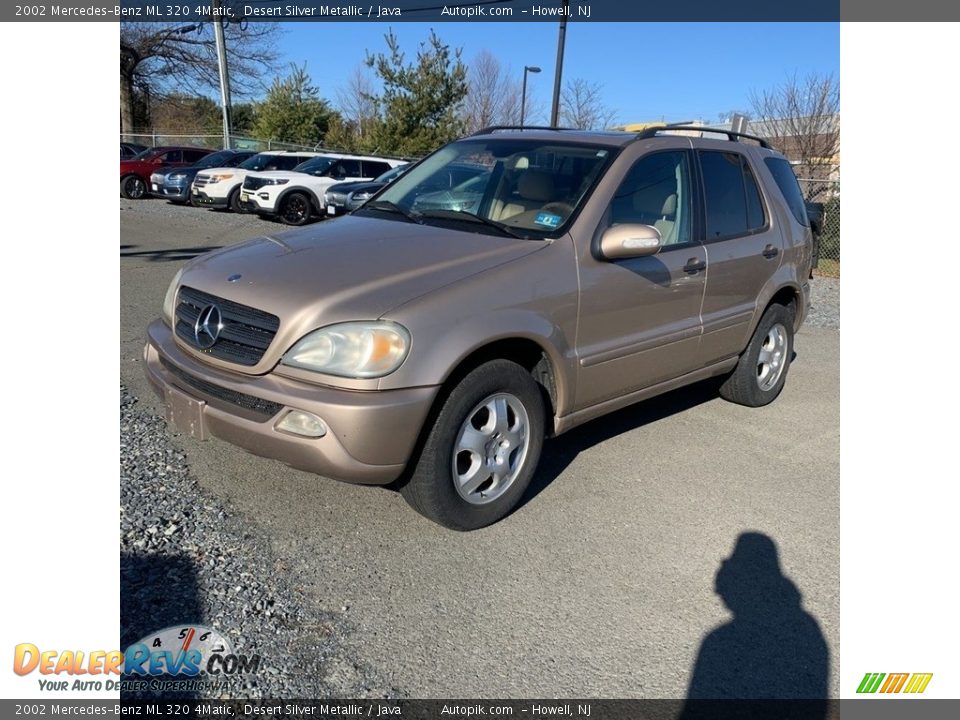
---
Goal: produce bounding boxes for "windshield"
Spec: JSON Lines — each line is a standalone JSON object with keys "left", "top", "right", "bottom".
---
{"left": 293, "top": 157, "right": 334, "bottom": 175}
{"left": 132, "top": 148, "right": 156, "bottom": 160}
{"left": 196, "top": 151, "right": 234, "bottom": 169}
{"left": 367, "top": 139, "right": 613, "bottom": 235}
{"left": 239, "top": 153, "right": 280, "bottom": 171}
{"left": 375, "top": 164, "right": 409, "bottom": 183}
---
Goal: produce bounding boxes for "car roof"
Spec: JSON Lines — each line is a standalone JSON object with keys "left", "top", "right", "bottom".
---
{"left": 467, "top": 128, "right": 636, "bottom": 147}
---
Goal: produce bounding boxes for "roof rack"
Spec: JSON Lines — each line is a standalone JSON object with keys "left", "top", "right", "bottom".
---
{"left": 471, "top": 125, "right": 584, "bottom": 136}
{"left": 635, "top": 124, "right": 772, "bottom": 149}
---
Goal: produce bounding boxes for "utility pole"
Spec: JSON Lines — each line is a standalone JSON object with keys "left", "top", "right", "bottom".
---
{"left": 212, "top": 0, "right": 232, "bottom": 149}
{"left": 549, "top": 0, "right": 569, "bottom": 127}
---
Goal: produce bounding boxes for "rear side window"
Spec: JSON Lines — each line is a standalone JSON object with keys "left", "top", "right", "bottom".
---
{"left": 338, "top": 159, "right": 363, "bottom": 177}
{"left": 275, "top": 156, "right": 306, "bottom": 171}
{"left": 764, "top": 157, "right": 810, "bottom": 226}
{"left": 699, "top": 151, "right": 767, "bottom": 240}
{"left": 363, "top": 161, "right": 391, "bottom": 177}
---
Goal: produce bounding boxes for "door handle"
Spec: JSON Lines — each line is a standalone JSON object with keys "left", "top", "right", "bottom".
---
{"left": 762, "top": 244, "right": 780, "bottom": 259}
{"left": 684, "top": 257, "right": 706, "bottom": 274}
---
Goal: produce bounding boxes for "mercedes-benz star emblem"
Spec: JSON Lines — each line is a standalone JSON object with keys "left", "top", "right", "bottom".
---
{"left": 194, "top": 304, "right": 223, "bottom": 349}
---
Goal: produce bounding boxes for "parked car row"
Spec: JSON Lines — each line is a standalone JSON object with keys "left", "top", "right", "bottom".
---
{"left": 122, "top": 146, "right": 411, "bottom": 225}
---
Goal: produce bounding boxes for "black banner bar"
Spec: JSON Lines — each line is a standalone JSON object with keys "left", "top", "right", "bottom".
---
{"left": 4, "top": 700, "right": 960, "bottom": 720}
{"left": 5, "top": 0, "right": 960, "bottom": 22}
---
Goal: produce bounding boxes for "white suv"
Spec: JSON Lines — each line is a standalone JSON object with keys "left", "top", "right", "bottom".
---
{"left": 240, "top": 154, "right": 405, "bottom": 225}
{"left": 191, "top": 151, "right": 318, "bottom": 213}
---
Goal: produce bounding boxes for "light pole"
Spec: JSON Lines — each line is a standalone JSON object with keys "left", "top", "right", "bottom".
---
{"left": 520, "top": 65, "right": 541, "bottom": 128}
{"left": 550, "top": 0, "right": 570, "bottom": 127}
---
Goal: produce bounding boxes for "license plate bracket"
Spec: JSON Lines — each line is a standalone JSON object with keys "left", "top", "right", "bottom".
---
{"left": 164, "top": 384, "right": 209, "bottom": 440}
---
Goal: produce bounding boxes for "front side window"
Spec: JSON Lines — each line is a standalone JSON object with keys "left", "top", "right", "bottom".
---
{"left": 337, "top": 159, "right": 363, "bottom": 178}
{"left": 699, "top": 151, "right": 767, "bottom": 240}
{"left": 607, "top": 151, "right": 692, "bottom": 247}
{"left": 293, "top": 157, "right": 334, "bottom": 176}
{"left": 368, "top": 139, "right": 613, "bottom": 237}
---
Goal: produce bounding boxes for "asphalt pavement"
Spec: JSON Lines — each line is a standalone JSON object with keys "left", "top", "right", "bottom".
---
{"left": 120, "top": 198, "right": 840, "bottom": 698}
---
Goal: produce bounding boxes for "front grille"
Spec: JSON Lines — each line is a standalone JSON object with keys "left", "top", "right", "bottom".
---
{"left": 242, "top": 176, "right": 269, "bottom": 192}
{"left": 193, "top": 174, "right": 211, "bottom": 188}
{"left": 174, "top": 286, "right": 280, "bottom": 367}
{"left": 160, "top": 356, "right": 284, "bottom": 419}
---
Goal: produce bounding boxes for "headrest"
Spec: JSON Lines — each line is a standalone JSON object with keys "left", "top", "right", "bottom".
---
{"left": 660, "top": 193, "right": 677, "bottom": 217}
{"left": 518, "top": 172, "right": 554, "bottom": 202}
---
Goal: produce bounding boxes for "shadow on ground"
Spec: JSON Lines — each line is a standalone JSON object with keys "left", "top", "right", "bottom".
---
{"left": 121, "top": 245, "right": 221, "bottom": 262}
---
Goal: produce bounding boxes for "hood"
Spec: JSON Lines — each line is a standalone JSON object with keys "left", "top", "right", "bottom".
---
{"left": 196, "top": 166, "right": 250, "bottom": 178}
{"left": 177, "top": 215, "right": 546, "bottom": 373}
{"left": 154, "top": 166, "right": 201, "bottom": 181}
{"left": 247, "top": 170, "right": 304, "bottom": 180}
{"left": 326, "top": 180, "right": 373, "bottom": 195}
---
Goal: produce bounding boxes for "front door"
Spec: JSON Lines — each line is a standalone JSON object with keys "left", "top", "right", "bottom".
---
{"left": 575, "top": 148, "right": 707, "bottom": 410}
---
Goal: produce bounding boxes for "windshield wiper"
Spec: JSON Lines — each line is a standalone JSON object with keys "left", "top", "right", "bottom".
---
{"left": 417, "top": 209, "right": 531, "bottom": 239}
{"left": 364, "top": 200, "right": 422, "bottom": 224}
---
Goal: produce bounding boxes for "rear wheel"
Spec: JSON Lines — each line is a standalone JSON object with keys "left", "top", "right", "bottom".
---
{"left": 719, "top": 303, "right": 795, "bottom": 407}
{"left": 400, "top": 360, "right": 545, "bottom": 531}
{"left": 120, "top": 175, "right": 146, "bottom": 199}
{"left": 279, "top": 192, "right": 313, "bottom": 226}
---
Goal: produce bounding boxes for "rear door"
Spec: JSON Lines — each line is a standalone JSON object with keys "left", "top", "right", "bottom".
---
{"left": 695, "top": 147, "right": 783, "bottom": 365}
{"left": 575, "top": 146, "right": 708, "bottom": 409}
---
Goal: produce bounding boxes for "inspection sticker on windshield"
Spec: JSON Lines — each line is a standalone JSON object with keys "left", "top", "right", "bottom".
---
{"left": 534, "top": 212, "right": 562, "bottom": 228}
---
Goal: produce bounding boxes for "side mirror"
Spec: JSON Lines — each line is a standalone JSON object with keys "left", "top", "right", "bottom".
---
{"left": 599, "top": 224, "right": 662, "bottom": 260}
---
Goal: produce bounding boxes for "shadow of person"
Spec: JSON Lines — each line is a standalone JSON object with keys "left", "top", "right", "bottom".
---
{"left": 678, "top": 533, "right": 829, "bottom": 720}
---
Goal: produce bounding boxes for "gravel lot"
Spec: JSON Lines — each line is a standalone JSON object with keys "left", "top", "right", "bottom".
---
{"left": 121, "top": 199, "right": 840, "bottom": 698}
{"left": 808, "top": 276, "right": 840, "bottom": 329}
{"left": 121, "top": 383, "right": 399, "bottom": 699}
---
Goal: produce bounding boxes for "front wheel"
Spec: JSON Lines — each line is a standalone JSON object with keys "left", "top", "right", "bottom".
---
{"left": 279, "top": 191, "right": 313, "bottom": 226}
{"left": 719, "top": 303, "right": 795, "bottom": 407}
{"left": 228, "top": 186, "right": 246, "bottom": 214}
{"left": 120, "top": 175, "right": 146, "bottom": 199}
{"left": 400, "top": 360, "right": 545, "bottom": 531}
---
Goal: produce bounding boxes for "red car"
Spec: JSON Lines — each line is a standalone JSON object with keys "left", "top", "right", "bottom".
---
{"left": 120, "top": 146, "right": 212, "bottom": 199}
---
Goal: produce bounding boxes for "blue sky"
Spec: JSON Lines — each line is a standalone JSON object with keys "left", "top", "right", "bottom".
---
{"left": 275, "top": 22, "right": 839, "bottom": 125}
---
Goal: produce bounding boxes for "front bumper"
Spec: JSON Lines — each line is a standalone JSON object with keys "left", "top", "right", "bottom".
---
{"left": 143, "top": 319, "right": 438, "bottom": 485}
{"left": 150, "top": 183, "right": 190, "bottom": 202}
{"left": 191, "top": 188, "right": 230, "bottom": 208}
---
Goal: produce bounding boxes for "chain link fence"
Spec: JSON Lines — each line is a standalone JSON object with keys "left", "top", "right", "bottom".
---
{"left": 120, "top": 133, "right": 319, "bottom": 153}
{"left": 797, "top": 177, "right": 840, "bottom": 277}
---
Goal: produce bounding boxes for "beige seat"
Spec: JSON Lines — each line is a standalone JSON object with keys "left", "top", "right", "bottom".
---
{"left": 654, "top": 193, "right": 679, "bottom": 245}
{"left": 494, "top": 171, "right": 555, "bottom": 221}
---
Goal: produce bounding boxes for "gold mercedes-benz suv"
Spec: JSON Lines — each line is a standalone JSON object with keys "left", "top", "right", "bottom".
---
{"left": 145, "top": 126, "right": 813, "bottom": 530}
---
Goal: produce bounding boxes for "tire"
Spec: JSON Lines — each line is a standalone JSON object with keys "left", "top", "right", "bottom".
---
{"left": 719, "top": 303, "right": 795, "bottom": 407}
{"left": 120, "top": 175, "right": 146, "bottom": 200}
{"left": 228, "top": 186, "right": 245, "bottom": 214}
{"left": 279, "top": 191, "right": 313, "bottom": 226}
{"left": 400, "top": 360, "right": 546, "bottom": 531}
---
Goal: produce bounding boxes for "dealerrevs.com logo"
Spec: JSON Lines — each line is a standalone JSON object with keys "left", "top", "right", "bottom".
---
{"left": 13, "top": 625, "right": 261, "bottom": 692}
{"left": 856, "top": 672, "right": 933, "bottom": 694}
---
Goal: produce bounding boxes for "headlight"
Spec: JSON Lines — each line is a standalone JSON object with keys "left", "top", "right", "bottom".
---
{"left": 263, "top": 178, "right": 289, "bottom": 186}
{"left": 352, "top": 192, "right": 373, "bottom": 201}
{"left": 281, "top": 322, "right": 410, "bottom": 378}
{"left": 161, "top": 268, "right": 184, "bottom": 326}
{"left": 167, "top": 172, "right": 187, "bottom": 182}
{"left": 208, "top": 173, "right": 234, "bottom": 183}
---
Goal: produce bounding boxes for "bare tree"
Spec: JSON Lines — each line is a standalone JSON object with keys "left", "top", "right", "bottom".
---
{"left": 461, "top": 50, "right": 525, "bottom": 132}
{"left": 748, "top": 72, "right": 840, "bottom": 179}
{"left": 120, "top": 19, "right": 281, "bottom": 135}
{"left": 336, "top": 65, "right": 377, "bottom": 140}
{"left": 559, "top": 78, "right": 617, "bottom": 130}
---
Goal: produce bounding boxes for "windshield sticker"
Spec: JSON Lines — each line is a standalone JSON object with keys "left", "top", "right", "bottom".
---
{"left": 534, "top": 212, "right": 563, "bottom": 228}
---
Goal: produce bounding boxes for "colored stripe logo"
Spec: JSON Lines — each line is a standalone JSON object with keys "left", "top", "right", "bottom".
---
{"left": 857, "top": 672, "right": 933, "bottom": 694}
